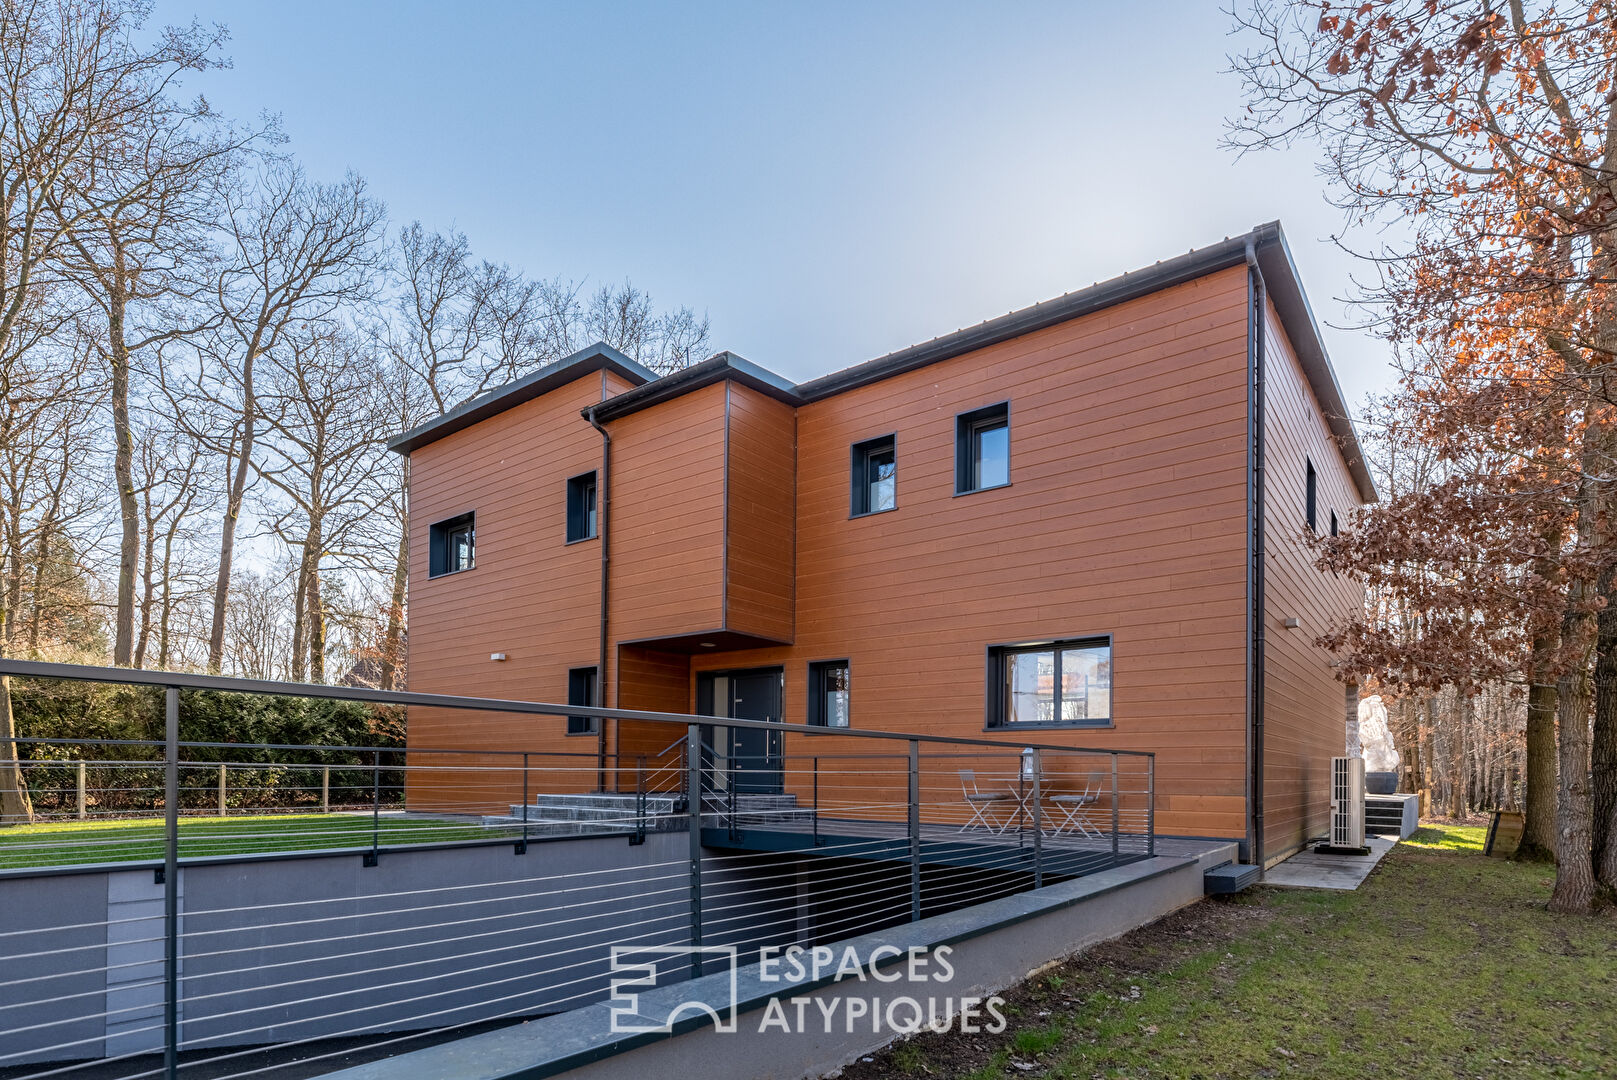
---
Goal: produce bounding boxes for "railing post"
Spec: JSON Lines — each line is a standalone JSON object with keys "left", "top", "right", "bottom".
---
{"left": 518, "top": 752, "right": 530, "bottom": 854}
{"left": 76, "top": 760, "right": 86, "bottom": 820}
{"left": 321, "top": 764, "right": 330, "bottom": 813}
{"left": 1147, "top": 755, "right": 1156, "bottom": 856}
{"left": 1031, "top": 749, "right": 1043, "bottom": 889}
{"left": 727, "top": 755, "right": 740, "bottom": 842}
{"left": 908, "top": 740, "right": 921, "bottom": 922}
{"left": 632, "top": 754, "right": 646, "bottom": 846}
{"left": 217, "top": 762, "right": 227, "bottom": 817}
{"left": 365, "top": 749, "right": 381, "bottom": 867}
{"left": 812, "top": 756, "right": 821, "bottom": 847}
{"left": 685, "top": 722, "right": 704, "bottom": 979}
{"left": 1111, "top": 753, "right": 1120, "bottom": 859}
{"left": 163, "top": 686, "right": 179, "bottom": 1080}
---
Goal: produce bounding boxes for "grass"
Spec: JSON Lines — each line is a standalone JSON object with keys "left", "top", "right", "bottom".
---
{"left": 847, "top": 824, "right": 1617, "bottom": 1079}
{"left": 0, "top": 812, "right": 522, "bottom": 869}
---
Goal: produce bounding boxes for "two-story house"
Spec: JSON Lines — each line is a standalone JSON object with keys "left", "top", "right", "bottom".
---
{"left": 389, "top": 222, "right": 1374, "bottom": 867}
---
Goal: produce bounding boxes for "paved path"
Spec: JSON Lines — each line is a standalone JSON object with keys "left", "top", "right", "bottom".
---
{"left": 1263, "top": 835, "right": 1398, "bottom": 890}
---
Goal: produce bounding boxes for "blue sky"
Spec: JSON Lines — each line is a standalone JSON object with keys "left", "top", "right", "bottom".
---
{"left": 158, "top": 1, "right": 1396, "bottom": 406}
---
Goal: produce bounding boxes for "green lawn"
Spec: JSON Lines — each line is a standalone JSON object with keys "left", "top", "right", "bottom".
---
{"left": 846, "top": 824, "right": 1617, "bottom": 1080}
{"left": 0, "top": 812, "right": 522, "bottom": 869}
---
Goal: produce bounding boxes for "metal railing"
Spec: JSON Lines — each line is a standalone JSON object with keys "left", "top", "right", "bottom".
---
{"left": 0, "top": 658, "right": 1155, "bottom": 1080}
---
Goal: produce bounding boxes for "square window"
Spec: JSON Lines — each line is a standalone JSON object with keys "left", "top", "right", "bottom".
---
{"left": 850, "top": 435, "right": 896, "bottom": 516}
{"left": 955, "top": 403, "right": 1010, "bottom": 494}
{"left": 567, "top": 667, "right": 598, "bottom": 735}
{"left": 987, "top": 636, "right": 1111, "bottom": 729}
{"left": 808, "top": 660, "right": 851, "bottom": 727}
{"left": 428, "top": 512, "right": 474, "bottom": 577}
{"left": 567, "top": 472, "right": 598, "bottom": 543}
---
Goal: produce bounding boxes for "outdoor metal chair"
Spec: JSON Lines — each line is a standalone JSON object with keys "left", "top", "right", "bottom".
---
{"left": 958, "top": 769, "right": 1014, "bottom": 833}
{"left": 1049, "top": 771, "right": 1105, "bottom": 840}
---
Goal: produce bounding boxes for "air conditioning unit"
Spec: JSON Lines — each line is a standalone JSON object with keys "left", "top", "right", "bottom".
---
{"left": 1326, "top": 756, "right": 1367, "bottom": 853}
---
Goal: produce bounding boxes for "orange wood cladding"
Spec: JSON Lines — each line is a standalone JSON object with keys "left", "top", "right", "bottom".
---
{"left": 402, "top": 262, "right": 1367, "bottom": 859}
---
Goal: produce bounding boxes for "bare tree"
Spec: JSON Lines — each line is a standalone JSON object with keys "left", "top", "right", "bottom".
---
{"left": 42, "top": 7, "right": 249, "bottom": 666}
{"left": 130, "top": 420, "right": 208, "bottom": 668}
{"left": 168, "top": 161, "right": 385, "bottom": 674}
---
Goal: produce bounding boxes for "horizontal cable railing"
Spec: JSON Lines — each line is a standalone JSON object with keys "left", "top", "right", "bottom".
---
{"left": 0, "top": 658, "right": 1155, "bottom": 1080}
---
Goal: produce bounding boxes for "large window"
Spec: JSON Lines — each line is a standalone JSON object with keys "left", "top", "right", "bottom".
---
{"left": 567, "top": 666, "right": 598, "bottom": 735}
{"left": 850, "top": 435, "right": 896, "bottom": 516}
{"left": 428, "top": 512, "right": 475, "bottom": 577}
{"left": 567, "top": 471, "right": 598, "bottom": 542}
{"left": 807, "top": 660, "right": 851, "bottom": 727}
{"left": 987, "top": 636, "right": 1111, "bottom": 729}
{"left": 955, "top": 402, "right": 1010, "bottom": 494}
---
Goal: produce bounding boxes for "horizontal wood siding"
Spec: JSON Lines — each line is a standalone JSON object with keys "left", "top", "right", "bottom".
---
{"left": 608, "top": 381, "right": 728, "bottom": 651}
{"left": 1259, "top": 300, "right": 1366, "bottom": 864}
{"left": 403, "top": 368, "right": 633, "bottom": 809}
{"left": 694, "top": 267, "right": 1253, "bottom": 839}
{"left": 614, "top": 645, "right": 692, "bottom": 791}
{"left": 723, "top": 384, "right": 796, "bottom": 642}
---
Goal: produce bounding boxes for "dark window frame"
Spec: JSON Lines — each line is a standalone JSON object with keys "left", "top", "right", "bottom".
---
{"left": 566, "top": 666, "right": 598, "bottom": 736}
{"left": 807, "top": 659, "right": 852, "bottom": 728}
{"left": 955, "top": 401, "right": 1011, "bottom": 495}
{"left": 566, "top": 471, "right": 598, "bottom": 544}
{"left": 428, "top": 512, "right": 475, "bottom": 578}
{"left": 1305, "top": 458, "right": 1317, "bottom": 533}
{"left": 985, "top": 634, "right": 1114, "bottom": 731}
{"left": 849, "top": 434, "right": 897, "bottom": 517}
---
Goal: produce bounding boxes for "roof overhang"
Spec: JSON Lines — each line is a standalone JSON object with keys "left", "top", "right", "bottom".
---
{"left": 584, "top": 351, "right": 800, "bottom": 424}
{"left": 387, "top": 342, "right": 657, "bottom": 456}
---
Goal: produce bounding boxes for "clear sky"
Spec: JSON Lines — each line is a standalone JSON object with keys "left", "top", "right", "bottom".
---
{"left": 154, "top": 1, "right": 1396, "bottom": 407}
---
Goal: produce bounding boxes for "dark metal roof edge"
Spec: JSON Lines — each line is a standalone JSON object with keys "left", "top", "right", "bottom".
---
{"left": 387, "top": 342, "right": 657, "bottom": 455}
{"left": 586, "top": 350, "right": 801, "bottom": 422}
{"left": 1249, "top": 224, "right": 1380, "bottom": 503}
{"left": 793, "top": 234, "right": 1256, "bottom": 400}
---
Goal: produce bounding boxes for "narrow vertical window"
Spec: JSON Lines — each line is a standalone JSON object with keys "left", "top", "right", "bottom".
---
{"left": 955, "top": 402, "right": 1010, "bottom": 494}
{"left": 850, "top": 435, "right": 896, "bottom": 516}
{"left": 567, "top": 667, "right": 598, "bottom": 735}
{"left": 808, "top": 660, "right": 851, "bottom": 727}
{"left": 428, "top": 512, "right": 475, "bottom": 577}
{"left": 1305, "top": 458, "right": 1317, "bottom": 533}
{"left": 1330, "top": 510, "right": 1339, "bottom": 537}
{"left": 567, "top": 472, "right": 598, "bottom": 542}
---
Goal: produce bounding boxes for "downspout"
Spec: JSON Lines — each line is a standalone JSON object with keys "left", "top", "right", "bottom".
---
{"left": 587, "top": 404, "right": 611, "bottom": 793}
{"left": 1244, "top": 240, "right": 1268, "bottom": 869}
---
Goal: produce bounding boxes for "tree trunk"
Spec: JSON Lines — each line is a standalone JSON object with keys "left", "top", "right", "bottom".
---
{"left": 306, "top": 563, "right": 325, "bottom": 684}
{"left": 1522, "top": 641, "right": 1561, "bottom": 860}
{"left": 305, "top": 516, "right": 325, "bottom": 684}
{"left": 0, "top": 578, "right": 33, "bottom": 824}
{"left": 1592, "top": 564, "right": 1617, "bottom": 891}
{"left": 134, "top": 497, "right": 156, "bottom": 668}
{"left": 208, "top": 366, "right": 257, "bottom": 673}
{"left": 378, "top": 510, "right": 408, "bottom": 691}
{"left": 109, "top": 290, "right": 139, "bottom": 667}
{"left": 1550, "top": 654, "right": 1597, "bottom": 914}
{"left": 290, "top": 544, "right": 310, "bottom": 683}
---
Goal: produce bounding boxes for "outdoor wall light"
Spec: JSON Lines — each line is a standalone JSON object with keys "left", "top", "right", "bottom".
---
{"left": 699, "top": 642, "right": 716, "bottom": 648}
{"left": 490, "top": 652, "right": 507, "bottom": 661}
{"left": 1281, "top": 618, "right": 1300, "bottom": 629}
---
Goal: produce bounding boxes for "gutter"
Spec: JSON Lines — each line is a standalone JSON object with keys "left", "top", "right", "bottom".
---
{"left": 586, "top": 404, "right": 611, "bottom": 792}
{"left": 1244, "top": 240, "right": 1268, "bottom": 870}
